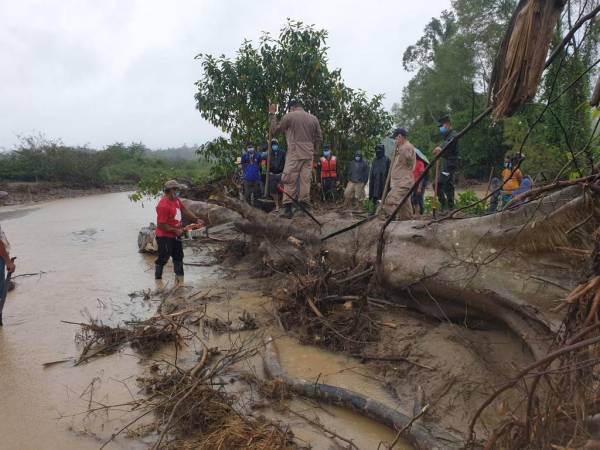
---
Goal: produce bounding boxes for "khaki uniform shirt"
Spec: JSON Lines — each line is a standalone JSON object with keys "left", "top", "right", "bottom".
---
{"left": 270, "top": 108, "right": 323, "bottom": 161}
{"left": 390, "top": 141, "right": 416, "bottom": 190}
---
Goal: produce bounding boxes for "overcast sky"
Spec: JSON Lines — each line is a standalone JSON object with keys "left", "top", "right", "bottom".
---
{"left": 0, "top": 0, "right": 451, "bottom": 150}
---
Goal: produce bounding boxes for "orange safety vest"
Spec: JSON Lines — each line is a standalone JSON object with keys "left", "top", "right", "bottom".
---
{"left": 320, "top": 156, "right": 337, "bottom": 180}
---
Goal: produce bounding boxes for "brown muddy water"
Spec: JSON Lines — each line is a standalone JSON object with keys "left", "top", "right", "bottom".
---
{"left": 0, "top": 193, "right": 408, "bottom": 450}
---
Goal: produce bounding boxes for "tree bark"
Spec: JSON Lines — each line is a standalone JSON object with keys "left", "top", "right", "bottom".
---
{"left": 186, "top": 185, "right": 597, "bottom": 359}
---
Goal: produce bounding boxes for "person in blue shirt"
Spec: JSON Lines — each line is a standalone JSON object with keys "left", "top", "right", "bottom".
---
{"left": 241, "top": 143, "right": 262, "bottom": 206}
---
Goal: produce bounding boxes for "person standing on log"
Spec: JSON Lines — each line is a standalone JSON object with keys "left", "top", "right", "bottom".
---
{"left": 382, "top": 127, "right": 415, "bottom": 219}
{"left": 269, "top": 100, "right": 323, "bottom": 219}
{"left": 316, "top": 145, "right": 339, "bottom": 202}
{"left": 154, "top": 180, "right": 202, "bottom": 288}
{"left": 343, "top": 151, "right": 369, "bottom": 208}
{"left": 433, "top": 115, "right": 459, "bottom": 213}
{"left": 240, "top": 143, "right": 263, "bottom": 207}
{"left": 266, "top": 138, "right": 286, "bottom": 210}
{"left": 369, "top": 143, "right": 390, "bottom": 209}
{"left": 0, "top": 192, "right": 16, "bottom": 326}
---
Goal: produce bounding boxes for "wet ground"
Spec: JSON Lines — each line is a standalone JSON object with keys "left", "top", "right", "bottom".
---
{"left": 0, "top": 193, "right": 410, "bottom": 450}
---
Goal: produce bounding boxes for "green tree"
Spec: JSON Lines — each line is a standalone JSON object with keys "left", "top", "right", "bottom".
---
{"left": 194, "top": 20, "right": 392, "bottom": 173}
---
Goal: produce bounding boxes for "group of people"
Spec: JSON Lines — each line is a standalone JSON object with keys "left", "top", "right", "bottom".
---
{"left": 235, "top": 100, "right": 459, "bottom": 219}
{"left": 489, "top": 154, "right": 533, "bottom": 212}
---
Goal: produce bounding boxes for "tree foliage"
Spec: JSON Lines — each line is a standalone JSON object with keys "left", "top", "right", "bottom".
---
{"left": 395, "top": 0, "right": 600, "bottom": 181}
{"left": 194, "top": 20, "right": 392, "bottom": 171}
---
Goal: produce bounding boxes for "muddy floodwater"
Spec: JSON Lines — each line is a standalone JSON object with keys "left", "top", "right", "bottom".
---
{"left": 0, "top": 193, "right": 408, "bottom": 450}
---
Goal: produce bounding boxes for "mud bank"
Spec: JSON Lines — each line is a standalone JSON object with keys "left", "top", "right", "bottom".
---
{"left": 0, "top": 181, "right": 135, "bottom": 205}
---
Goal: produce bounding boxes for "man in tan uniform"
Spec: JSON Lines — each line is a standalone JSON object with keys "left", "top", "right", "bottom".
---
{"left": 269, "top": 100, "right": 323, "bottom": 219}
{"left": 382, "top": 127, "right": 416, "bottom": 220}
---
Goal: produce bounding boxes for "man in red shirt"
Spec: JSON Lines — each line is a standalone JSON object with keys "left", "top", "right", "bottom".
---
{"left": 155, "top": 180, "right": 201, "bottom": 285}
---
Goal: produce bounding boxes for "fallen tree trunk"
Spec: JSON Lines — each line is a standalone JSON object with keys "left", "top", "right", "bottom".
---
{"left": 263, "top": 337, "right": 461, "bottom": 450}
{"left": 186, "top": 184, "right": 598, "bottom": 359}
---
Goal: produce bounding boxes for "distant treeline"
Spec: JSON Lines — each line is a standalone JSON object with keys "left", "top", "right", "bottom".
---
{"left": 0, "top": 135, "right": 210, "bottom": 187}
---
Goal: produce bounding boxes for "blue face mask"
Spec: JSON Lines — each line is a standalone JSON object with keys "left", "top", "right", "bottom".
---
{"left": 355, "top": 156, "right": 361, "bottom": 162}
{"left": 272, "top": 145, "right": 279, "bottom": 152}
{"left": 175, "top": 191, "right": 180, "bottom": 198}
{"left": 439, "top": 126, "right": 448, "bottom": 135}
{"left": 323, "top": 150, "right": 331, "bottom": 157}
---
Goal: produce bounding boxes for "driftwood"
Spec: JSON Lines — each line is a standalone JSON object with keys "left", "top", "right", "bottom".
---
{"left": 263, "top": 337, "right": 460, "bottom": 450}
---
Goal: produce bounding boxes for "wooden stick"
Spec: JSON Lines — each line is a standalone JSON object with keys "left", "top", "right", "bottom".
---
{"left": 264, "top": 121, "right": 273, "bottom": 197}
{"left": 307, "top": 297, "right": 324, "bottom": 318}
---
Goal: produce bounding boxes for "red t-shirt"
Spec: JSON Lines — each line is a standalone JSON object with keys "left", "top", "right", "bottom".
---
{"left": 155, "top": 197, "right": 183, "bottom": 238}
{"left": 413, "top": 159, "right": 425, "bottom": 181}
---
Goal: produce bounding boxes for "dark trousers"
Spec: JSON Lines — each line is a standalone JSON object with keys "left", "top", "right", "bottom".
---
{"left": 411, "top": 190, "right": 425, "bottom": 215}
{"left": 0, "top": 259, "right": 5, "bottom": 316}
{"left": 244, "top": 180, "right": 262, "bottom": 206}
{"left": 437, "top": 170, "right": 455, "bottom": 211}
{"left": 322, "top": 178, "right": 337, "bottom": 201}
{"left": 155, "top": 237, "right": 184, "bottom": 279}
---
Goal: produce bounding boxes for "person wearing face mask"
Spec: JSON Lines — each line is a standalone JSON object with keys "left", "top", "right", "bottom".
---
{"left": 266, "top": 139, "right": 287, "bottom": 209}
{"left": 501, "top": 155, "right": 523, "bottom": 206}
{"left": 155, "top": 180, "right": 201, "bottom": 286}
{"left": 241, "top": 143, "right": 263, "bottom": 206}
{"left": 369, "top": 143, "right": 390, "bottom": 207}
{"left": 344, "top": 151, "right": 369, "bottom": 208}
{"left": 382, "top": 127, "right": 416, "bottom": 219}
{"left": 433, "top": 115, "right": 459, "bottom": 213}
{"left": 316, "top": 145, "right": 339, "bottom": 201}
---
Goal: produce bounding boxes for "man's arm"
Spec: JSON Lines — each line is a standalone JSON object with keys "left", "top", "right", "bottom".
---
{"left": 313, "top": 121, "right": 323, "bottom": 157}
{"left": 0, "top": 240, "right": 15, "bottom": 273}
{"left": 269, "top": 113, "right": 289, "bottom": 135}
{"left": 180, "top": 202, "right": 200, "bottom": 222}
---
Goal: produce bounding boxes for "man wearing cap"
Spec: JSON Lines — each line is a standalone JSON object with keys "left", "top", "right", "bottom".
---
{"left": 433, "top": 115, "right": 459, "bottom": 212}
{"left": 269, "top": 100, "right": 323, "bottom": 219}
{"left": 0, "top": 191, "right": 16, "bottom": 326}
{"left": 382, "top": 128, "right": 416, "bottom": 220}
{"left": 240, "top": 143, "right": 262, "bottom": 206}
{"left": 154, "top": 180, "right": 201, "bottom": 286}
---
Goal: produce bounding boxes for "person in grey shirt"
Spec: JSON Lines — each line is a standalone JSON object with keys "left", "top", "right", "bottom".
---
{"left": 344, "top": 151, "right": 369, "bottom": 208}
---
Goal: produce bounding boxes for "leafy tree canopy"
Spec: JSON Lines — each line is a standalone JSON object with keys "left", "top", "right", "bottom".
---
{"left": 194, "top": 20, "right": 392, "bottom": 174}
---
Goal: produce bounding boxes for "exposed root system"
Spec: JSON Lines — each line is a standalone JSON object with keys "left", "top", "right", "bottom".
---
{"left": 274, "top": 264, "right": 380, "bottom": 353}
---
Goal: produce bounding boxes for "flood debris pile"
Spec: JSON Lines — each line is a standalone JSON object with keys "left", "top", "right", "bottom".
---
{"left": 274, "top": 264, "right": 380, "bottom": 353}
{"left": 70, "top": 314, "right": 184, "bottom": 363}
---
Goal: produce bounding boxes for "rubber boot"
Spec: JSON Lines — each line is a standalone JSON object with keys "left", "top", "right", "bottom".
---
{"left": 175, "top": 276, "right": 185, "bottom": 287}
{"left": 154, "top": 279, "right": 165, "bottom": 291}
{"left": 280, "top": 204, "right": 293, "bottom": 219}
{"left": 154, "top": 264, "right": 164, "bottom": 280}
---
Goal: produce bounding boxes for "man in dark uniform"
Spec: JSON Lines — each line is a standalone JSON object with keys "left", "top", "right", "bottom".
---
{"left": 369, "top": 143, "right": 390, "bottom": 207}
{"left": 433, "top": 115, "right": 459, "bottom": 212}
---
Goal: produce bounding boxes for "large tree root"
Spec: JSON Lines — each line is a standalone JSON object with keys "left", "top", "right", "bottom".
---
{"left": 188, "top": 184, "right": 599, "bottom": 361}
{"left": 263, "top": 337, "right": 462, "bottom": 450}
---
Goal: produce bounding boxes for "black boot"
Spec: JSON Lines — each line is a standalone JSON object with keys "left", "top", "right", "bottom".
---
{"left": 173, "top": 261, "right": 184, "bottom": 277}
{"left": 155, "top": 264, "right": 164, "bottom": 280}
{"left": 0, "top": 313, "right": 3, "bottom": 326}
{"left": 280, "top": 204, "right": 293, "bottom": 219}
